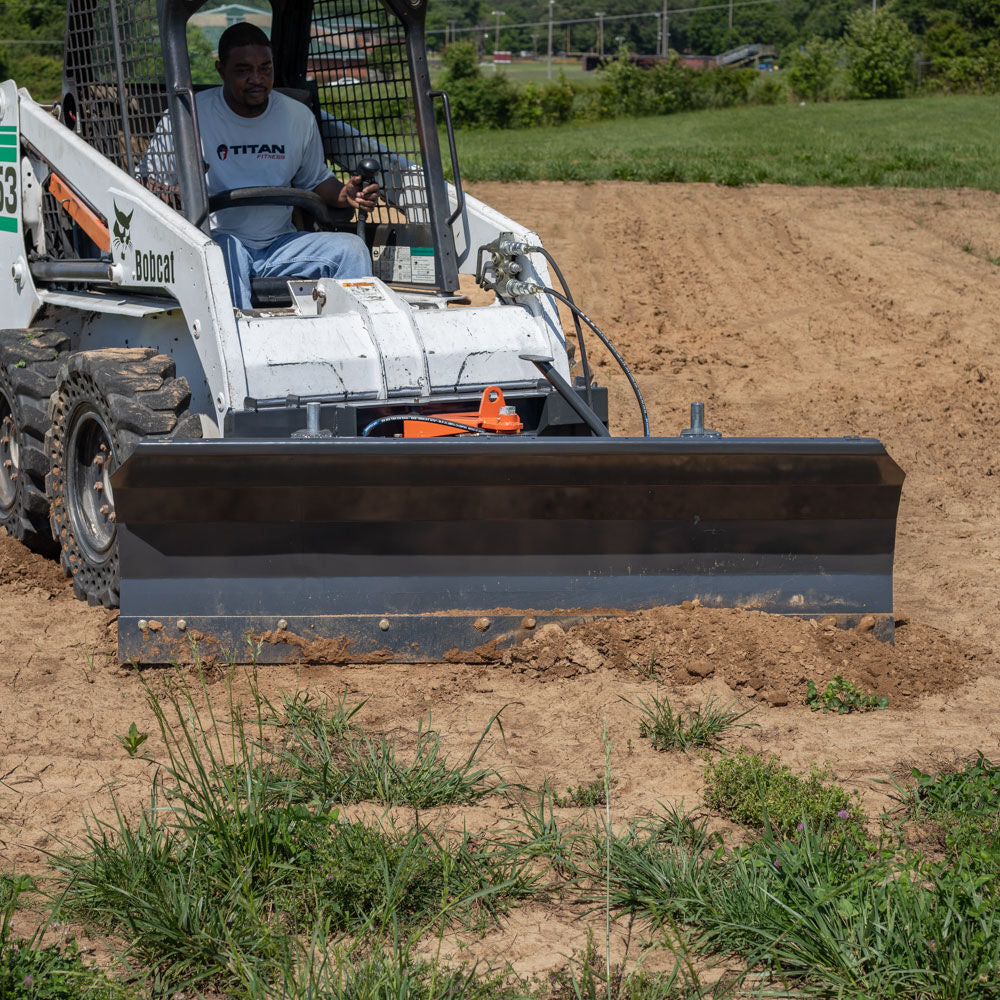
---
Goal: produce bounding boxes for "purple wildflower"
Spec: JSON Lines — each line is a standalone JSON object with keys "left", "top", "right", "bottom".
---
{"left": 837, "top": 809, "right": 851, "bottom": 820}
{"left": 23, "top": 976, "right": 35, "bottom": 988}
{"left": 797, "top": 822, "right": 805, "bottom": 831}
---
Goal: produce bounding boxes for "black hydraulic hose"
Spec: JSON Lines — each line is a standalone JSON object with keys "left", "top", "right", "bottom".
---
{"left": 527, "top": 246, "right": 594, "bottom": 406}
{"left": 540, "top": 286, "right": 650, "bottom": 437}
{"left": 362, "top": 414, "right": 484, "bottom": 437}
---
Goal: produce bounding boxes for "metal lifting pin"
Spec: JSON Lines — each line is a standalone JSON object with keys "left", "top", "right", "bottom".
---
{"left": 680, "top": 402, "right": 721, "bottom": 439}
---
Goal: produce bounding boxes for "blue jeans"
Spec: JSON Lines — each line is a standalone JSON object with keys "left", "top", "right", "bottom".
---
{"left": 213, "top": 230, "right": 372, "bottom": 309}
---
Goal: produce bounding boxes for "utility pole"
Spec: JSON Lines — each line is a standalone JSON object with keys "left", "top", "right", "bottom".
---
{"left": 663, "top": 0, "right": 669, "bottom": 56}
{"left": 547, "top": 0, "right": 554, "bottom": 79}
{"left": 492, "top": 9, "right": 504, "bottom": 52}
{"left": 596, "top": 11, "right": 604, "bottom": 58}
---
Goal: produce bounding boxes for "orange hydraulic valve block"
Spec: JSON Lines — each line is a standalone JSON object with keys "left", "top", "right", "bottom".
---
{"left": 403, "top": 386, "right": 523, "bottom": 438}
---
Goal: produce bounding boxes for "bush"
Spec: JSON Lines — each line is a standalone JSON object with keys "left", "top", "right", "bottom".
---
{"left": 927, "top": 45, "right": 1000, "bottom": 94}
{"left": 647, "top": 57, "right": 697, "bottom": 114}
{"left": 787, "top": 36, "right": 841, "bottom": 101}
{"left": 513, "top": 75, "right": 577, "bottom": 128}
{"left": 748, "top": 70, "right": 788, "bottom": 106}
{"left": 691, "top": 66, "right": 756, "bottom": 109}
{"left": 436, "top": 41, "right": 521, "bottom": 130}
{"left": 703, "top": 748, "right": 863, "bottom": 837}
{"left": 845, "top": 6, "right": 916, "bottom": 99}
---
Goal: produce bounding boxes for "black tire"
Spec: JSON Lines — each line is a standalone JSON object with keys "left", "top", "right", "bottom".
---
{"left": 46, "top": 349, "right": 202, "bottom": 607}
{"left": 0, "top": 329, "right": 70, "bottom": 553}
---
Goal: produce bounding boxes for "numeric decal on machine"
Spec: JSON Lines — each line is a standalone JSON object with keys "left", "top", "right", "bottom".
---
{"left": 0, "top": 126, "right": 18, "bottom": 233}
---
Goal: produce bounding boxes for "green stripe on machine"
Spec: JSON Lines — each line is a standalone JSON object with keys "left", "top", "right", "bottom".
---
{"left": 0, "top": 217, "right": 18, "bottom": 232}
{"left": 0, "top": 148, "right": 16, "bottom": 163}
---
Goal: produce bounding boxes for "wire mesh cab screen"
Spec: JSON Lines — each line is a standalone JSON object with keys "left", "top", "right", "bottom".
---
{"left": 62, "top": 0, "right": 178, "bottom": 210}
{"left": 57, "top": 0, "right": 448, "bottom": 290}
{"left": 308, "top": 0, "right": 440, "bottom": 289}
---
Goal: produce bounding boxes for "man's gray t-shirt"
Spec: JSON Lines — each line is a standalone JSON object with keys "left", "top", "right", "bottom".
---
{"left": 196, "top": 88, "right": 333, "bottom": 248}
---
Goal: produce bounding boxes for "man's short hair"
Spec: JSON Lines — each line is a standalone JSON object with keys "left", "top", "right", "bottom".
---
{"left": 217, "top": 22, "right": 272, "bottom": 65}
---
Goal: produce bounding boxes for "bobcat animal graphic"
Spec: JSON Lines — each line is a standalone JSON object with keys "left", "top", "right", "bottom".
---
{"left": 112, "top": 202, "right": 133, "bottom": 259}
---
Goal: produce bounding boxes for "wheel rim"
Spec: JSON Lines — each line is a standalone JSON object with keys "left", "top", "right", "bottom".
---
{"left": 0, "top": 388, "right": 19, "bottom": 516}
{"left": 66, "top": 404, "right": 117, "bottom": 562}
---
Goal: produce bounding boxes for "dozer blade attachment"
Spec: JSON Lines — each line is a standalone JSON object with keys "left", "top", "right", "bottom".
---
{"left": 111, "top": 437, "right": 903, "bottom": 664}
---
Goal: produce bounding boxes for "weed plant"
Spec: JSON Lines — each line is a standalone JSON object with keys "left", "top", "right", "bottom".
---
{"left": 806, "top": 675, "right": 889, "bottom": 713}
{"left": 1, "top": 875, "right": 133, "bottom": 1000}
{"left": 897, "top": 753, "right": 1000, "bottom": 876}
{"left": 49, "top": 671, "right": 541, "bottom": 994}
{"left": 703, "top": 748, "right": 863, "bottom": 838}
{"left": 553, "top": 776, "right": 613, "bottom": 808}
{"left": 592, "top": 805, "right": 1000, "bottom": 998}
{"left": 634, "top": 695, "right": 754, "bottom": 752}
{"left": 271, "top": 690, "right": 506, "bottom": 808}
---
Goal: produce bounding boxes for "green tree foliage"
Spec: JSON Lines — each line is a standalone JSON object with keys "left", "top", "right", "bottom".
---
{"left": 187, "top": 24, "right": 219, "bottom": 86}
{"left": 437, "top": 41, "right": 521, "bottom": 129}
{"left": 844, "top": 5, "right": 916, "bottom": 98}
{"left": 0, "top": 0, "right": 64, "bottom": 100}
{"left": 786, "top": 36, "right": 841, "bottom": 101}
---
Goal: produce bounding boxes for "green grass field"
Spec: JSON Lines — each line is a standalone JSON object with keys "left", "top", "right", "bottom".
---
{"left": 451, "top": 94, "right": 1000, "bottom": 190}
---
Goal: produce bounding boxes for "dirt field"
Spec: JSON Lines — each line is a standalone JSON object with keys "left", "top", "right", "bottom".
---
{"left": 2, "top": 182, "right": 1000, "bottom": 979}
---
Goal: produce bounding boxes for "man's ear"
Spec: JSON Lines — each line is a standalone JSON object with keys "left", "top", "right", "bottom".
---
{"left": 215, "top": 60, "right": 224, "bottom": 79}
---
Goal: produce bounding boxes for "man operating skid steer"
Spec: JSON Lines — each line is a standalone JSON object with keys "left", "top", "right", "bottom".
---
{"left": 147, "top": 21, "right": 379, "bottom": 308}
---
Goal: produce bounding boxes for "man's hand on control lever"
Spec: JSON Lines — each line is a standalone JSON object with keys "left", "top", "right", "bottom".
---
{"left": 314, "top": 175, "right": 379, "bottom": 214}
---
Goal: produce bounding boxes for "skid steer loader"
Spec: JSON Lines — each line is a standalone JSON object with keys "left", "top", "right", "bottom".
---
{"left": 0, "top": 0, "right": 903, "bottom": 664}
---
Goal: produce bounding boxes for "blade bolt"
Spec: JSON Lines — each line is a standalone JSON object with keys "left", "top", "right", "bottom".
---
{"left": 138, "top": 619, "right": 148, "bottom": 630}
{"left": 379, "top": 618, "right": 390, "bottom": 631}
{"left": 277, "top": 618, "right": 288, "bottom": 630}
{"left": 474, "top": 617, "right": 491, "bottom": 632}
{"left": 177, "top": 619, "right": 187, "bottom": 631}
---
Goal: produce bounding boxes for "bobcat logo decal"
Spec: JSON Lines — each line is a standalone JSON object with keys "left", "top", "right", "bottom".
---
{"left": 112, "top": 202, "right": 133, "bottom": 260}
{"left": 217, "top": 144, "right": 229, "bottom": 160}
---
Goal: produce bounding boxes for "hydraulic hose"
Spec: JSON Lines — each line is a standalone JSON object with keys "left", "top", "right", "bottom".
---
{"left": 362, "top": 414, "right": 484, "bottom": 437}
{"left": 540, "top": 286, "right": 650, "bottom": 438}
{"left": 526, "top": 246, "right": 594, "bottom": 406}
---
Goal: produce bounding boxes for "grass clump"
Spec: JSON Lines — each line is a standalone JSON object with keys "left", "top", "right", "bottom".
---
{"left": 592, "top": 798, "right": 1000, "bottom": 998}
{"left": 273, "top": 690, "right": 506, "bottom": 808}
{"left": 1, "top": 875, "right": 134, "bottom": 1000}
{"left": 49, "top": 671, "right": 539, "bottom": 994}
{"left": 899, "top": 752, "right": 1000, "bottom": 875}
{"left": 552, "top": 776, "right": 614, "bottom": 808}
{"left": 703, "top": 748, "right": 863, "bottom": 837}
{"left": 635, "top": 695, "right": 754, "bottom": 752}
{"left": 806, "top": 675, "right": 889, "bottom": 713}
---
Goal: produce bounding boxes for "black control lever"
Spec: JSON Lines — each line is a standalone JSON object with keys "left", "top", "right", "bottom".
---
{"left": 355, "top": 157, "right": 381, "bottom": 238}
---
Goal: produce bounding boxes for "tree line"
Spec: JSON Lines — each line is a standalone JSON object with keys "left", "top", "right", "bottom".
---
{"left": 427, "top": 0, "right": 1000, "bottom": 68}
